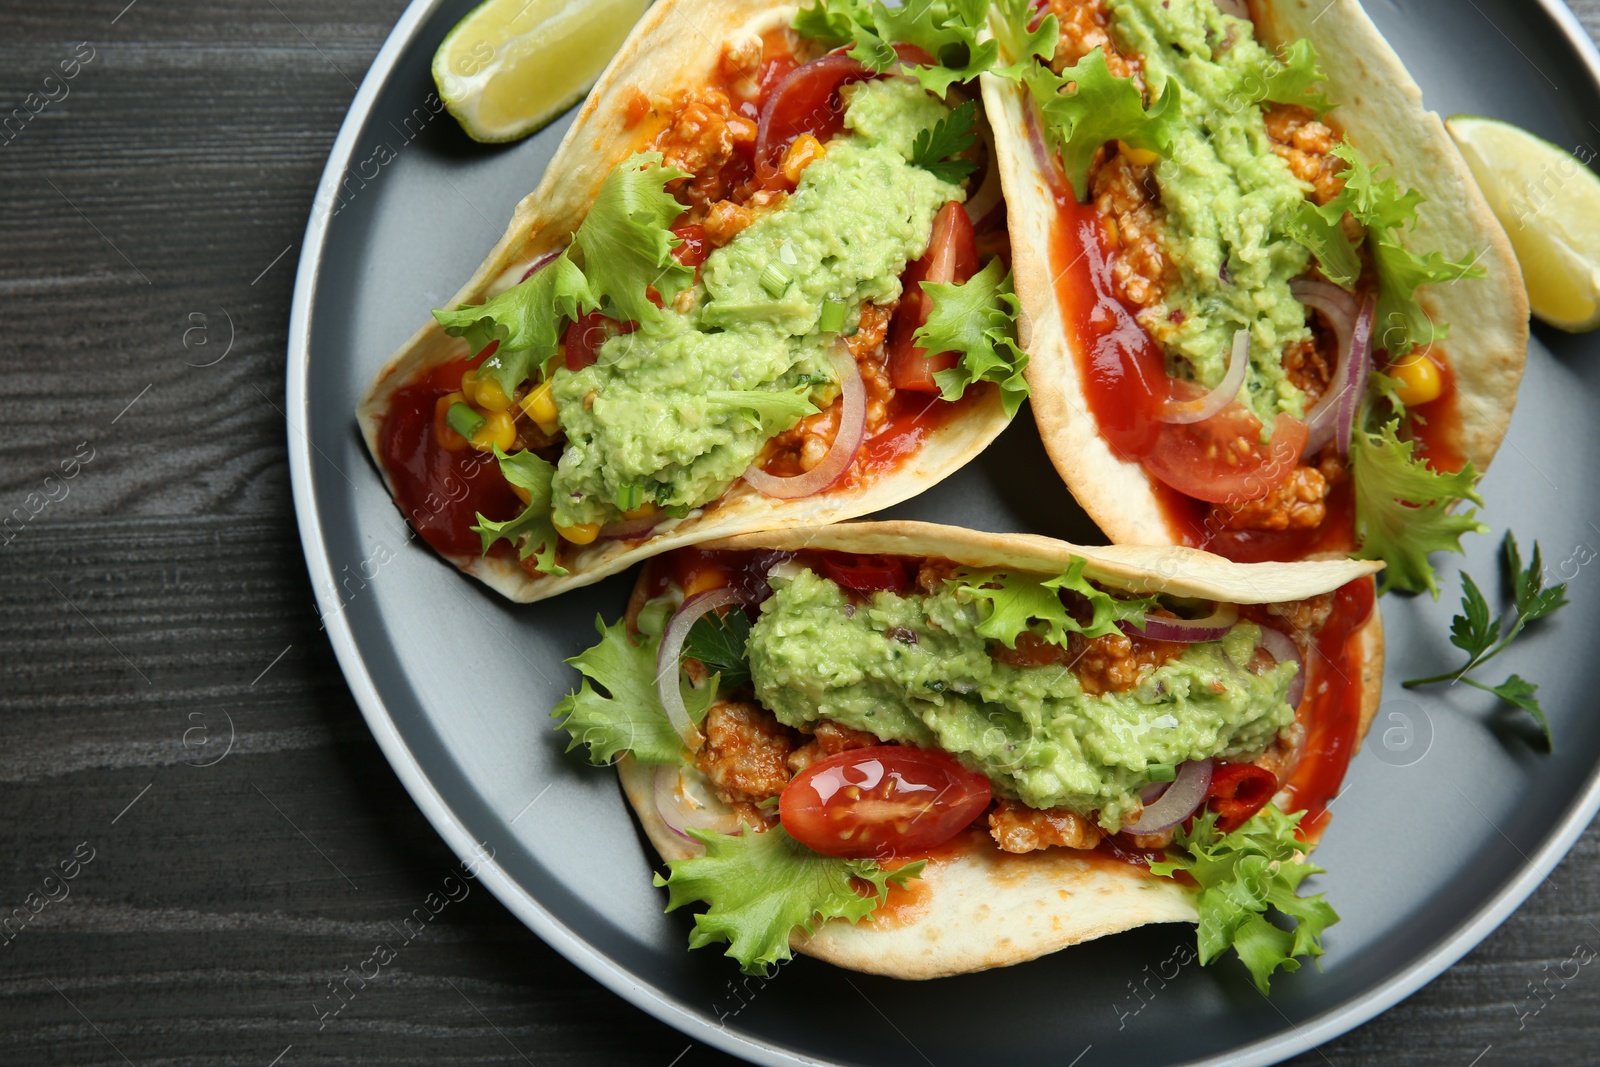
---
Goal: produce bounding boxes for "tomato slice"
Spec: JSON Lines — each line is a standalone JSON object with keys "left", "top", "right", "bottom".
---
{"left": 1205, "top": 762, "right": 1278, "bottom": 833}
{"left": 563, "top": 312, "right": 637, "bottom": 372}
{"left": 671, "top": 224, "right": 709, "bottom": 269}
{"left": 756, "top": 53, "right": 871, "bottom": 177}
{"left": 781, "top": 746, "right": 992, "bottom": 858}
{"left": 816, "top": 553, "right": 913, "bottom": 593}
{"left": 1141, "top": 407, "right": 1308, "bottom": 505}
{"left": 888, "top": 201, "right": 980, "bottom": 393}
{"left": 756, "top": 44, "right": 939, "bottom": 181}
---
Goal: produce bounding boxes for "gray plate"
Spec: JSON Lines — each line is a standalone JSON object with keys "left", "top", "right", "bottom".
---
{"left": 287, "top": 2, "right": 1600, "bottom": 1063}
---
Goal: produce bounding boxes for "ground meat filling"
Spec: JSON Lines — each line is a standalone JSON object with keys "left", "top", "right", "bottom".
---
{"left": 1045, "top": 0, "right": 1144, "bottom": 83}
{"left": 786, "top": 719, "right": 880, "bottom": 774}
{"left": 1264, "top": 103, "right": 1347, "bottom": 209}
{"left": 989, "top": 799, "right": 1104, "bottom": 853}
{"left": 694, "top": 700, "right": 800, "bottom": 805}
{"left": 991, "top": 627, "right": 1188, "bottom": 697}
{"left": 764, "top": 303, "right": 899, "bottom": 475}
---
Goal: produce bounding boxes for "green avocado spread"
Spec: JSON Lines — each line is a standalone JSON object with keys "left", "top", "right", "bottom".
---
{"left": 745, "top": 566, "right": 1297, "bottom": 831}
{"left": 549, "top": 79, "right": 962, "bottom": 528}
{"left": 1105, "top": 0, "right": 1318, "bottom": 425}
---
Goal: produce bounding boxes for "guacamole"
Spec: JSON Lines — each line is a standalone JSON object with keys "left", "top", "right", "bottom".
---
{"left": 549, "top": 79, "right": 963, "bottom": 528}
{"left": 745, "top": 567, "right": 1297, "bottom": 830}
{"left": 1105, "top": 0, "right": 1317, "bottom": 424}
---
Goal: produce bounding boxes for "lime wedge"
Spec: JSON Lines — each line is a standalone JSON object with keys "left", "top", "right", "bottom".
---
{"left": 433, "top": 0, "right": 652, "bottom": 144}
{"left": 1447, "top": 114, "right": 1600, "bottom": 332}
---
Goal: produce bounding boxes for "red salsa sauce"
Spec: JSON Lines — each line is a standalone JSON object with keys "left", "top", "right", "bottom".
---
{"left": 378, "top": 356, "right": 524, "bottom": 560}
{"left": 1278, "top": 575, "right": 1377, "bottom": 840}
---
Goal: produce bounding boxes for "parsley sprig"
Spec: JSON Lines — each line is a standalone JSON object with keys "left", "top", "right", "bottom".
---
{"left": 910, "top": 99, "right": 979, "bottom": 184}
{"left": 684, "top": 609, "right": 753, "bottom": 689}
{"left": 1403, "top": 533, "right": 1571, "bottom": 747}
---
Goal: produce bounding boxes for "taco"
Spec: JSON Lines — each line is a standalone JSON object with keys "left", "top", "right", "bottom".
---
{"left": 976, "top": 0, "right": 1528, "bottom": 594}
{"left": 357, "top": 0, "right": 1033, "bottom": 603}
{"left": 554, "top": 520, "right": 1383, "bottom": 986}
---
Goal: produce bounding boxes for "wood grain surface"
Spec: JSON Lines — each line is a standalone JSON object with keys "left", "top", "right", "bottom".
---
{"left": 2, "top": 2, "right": 1598, "bottom": 1065}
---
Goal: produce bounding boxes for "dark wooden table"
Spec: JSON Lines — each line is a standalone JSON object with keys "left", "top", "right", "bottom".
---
{"left": 2, "top": 2, "right": 1598, "bottom": 1064}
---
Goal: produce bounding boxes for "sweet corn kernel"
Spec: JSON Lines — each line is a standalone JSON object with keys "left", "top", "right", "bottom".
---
{"left": 511, "top": 482, "right": 533, "bottom": 506}
{"left": 471, "top": 373, "right": 513, "bottom": 412}
{"left": 1391, "top": 353, "right": 1444, "bottom": 407}
{"left": 556, "top": 521, "right": 601, "bottom": 545}
{"left": 781, "top": 134, "right": 827, "bottom": 185}
{"left": 520, "top": 380, "right": 561, "bottom": 435}
{"left": 1120, "top": 140, "right": 1161, "bottom": 167}
{"left": 434, "top": 391, "right": 471, "bottom": 452}
{"left": 623, "top": 502, "right": 660, "bottom": 522}
{"left": 468, "top": 409, "right": 517, "bottom": 453}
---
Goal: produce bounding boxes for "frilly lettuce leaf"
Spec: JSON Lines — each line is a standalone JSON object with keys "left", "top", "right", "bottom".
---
{"left": 654, "top": 824, "right": 924, "bottom": 976}
{"left": 472, "top": 448, "right": 566, "bottom": 576}
{"left": 1025, "top": 48, "right": 1183, "bottom": 200}
{"left": 704, "top": 386, "right": 821, "bottom": 432}
{"left": 1250, "top": 38, "right": 1331, "bottom": 114}
{"left": 552, "top": 617, "right": 717, "bottom": 765}
{"left": 794, "top": 0, "right": 998, "bottom": 97}
{"left": 914, "top": 257, "right": 1030, "bottom": 416}
{"left": 435, "top": 254, "right": 592, "bottom": 398}
{"left": 1291, "top": 144, "right": 1485, "bottom": 357}
{"left": 990, "top": 0, "right": 1061, "bottom": 79}
{"left": 433, "top": 151, "right": 689, "bottom": 395}
{"left": 1350, "top": 420, "right": 1487, "bottom": 597}
{"left": 573, "top": 152, "right": 693, "bottom": 327}
{"left": 947, "top": 559, "right": 1156, "bottom": 648}
{"left": 1150, "top": 805, "right": 1339, "bottom": 995}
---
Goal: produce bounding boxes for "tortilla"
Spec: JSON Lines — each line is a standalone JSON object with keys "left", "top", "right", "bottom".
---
{"left": 356, "top": 0, "right": 1012, "bottom": 604}
{"left": 980, "top": 0, "right": 1529, "bottom": 547}
{"left": 619, "top": 520, "right": 1384, "bottom": 979}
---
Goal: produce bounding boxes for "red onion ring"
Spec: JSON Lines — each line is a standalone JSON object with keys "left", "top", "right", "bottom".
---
{"left": 1336, "top": 297, "right": 1375, "bottom": 457}
{"left": 1214, "top": 0, "right": 1250, "bottom": 17}
{"left": 1125, "top": 758, "right": 1214, "bottom": 835}
{"left": 966, "top": 127, "right": 1005, "bottom": 232}
{"left": 742, "top": 343, "right": 866, "bottom": 499}
{"left": 520, "top": 249, "right": 563, "bottom": 282}
{"left": 1158, "top": 329, "right": 1250, "bottom": 424}
{"left": 656, "top": 588, "right": 748, "bottom": 751}
{"left": 653, "top": 765, "right": 741, "bottom": 843}
{"left": 1121, "top": 602, "right": 1240, "bottom": 643}
{"left": 1294, "top": 280, "right": 1374, "bottom": 457}
{"left": 1257, "top": 626, "right": 1307, "bottom": 710}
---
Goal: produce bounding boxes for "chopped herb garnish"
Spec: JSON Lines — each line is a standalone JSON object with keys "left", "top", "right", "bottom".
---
{"left": 446, "top": 402, "right": 486, "bottom": 440}
{"left": 685, "top": 609, "right": 753, "bottom": 688}
{"left": 614, "top": 482, "right": 646, "bottom": 513}
{"left": 818, "top": 300, "right": 848, "bottom": 334}
{"left": 1148, "top": 763, "right": 1176, "bottom": 783}
{"left": 910, "top": 99, "right": 980, "bottom": 185}
{"left": 760, "top": 263, "right": 792, "bottom": 298}
{"left": 1403, "top": 532, "right": 1571, "bottom": 747}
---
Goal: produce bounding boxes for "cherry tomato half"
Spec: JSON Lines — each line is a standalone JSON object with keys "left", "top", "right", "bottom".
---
{"left": 781, "top": 746, "right": 992, "bottom": 858}
{"left": 1141, "top": 406, "right": 1308, "bottom": 505}
{"left": 563, "top": 312, "right": 637, "bottom": 372}
{"left": 815, "top": 553, "right": 913, "bottom": 594}
{"left": 1205, "top": 762, "right": 1279, "bottom": 833}
{"left": 888, "top": 201, "right": 981, "bottom": 393}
